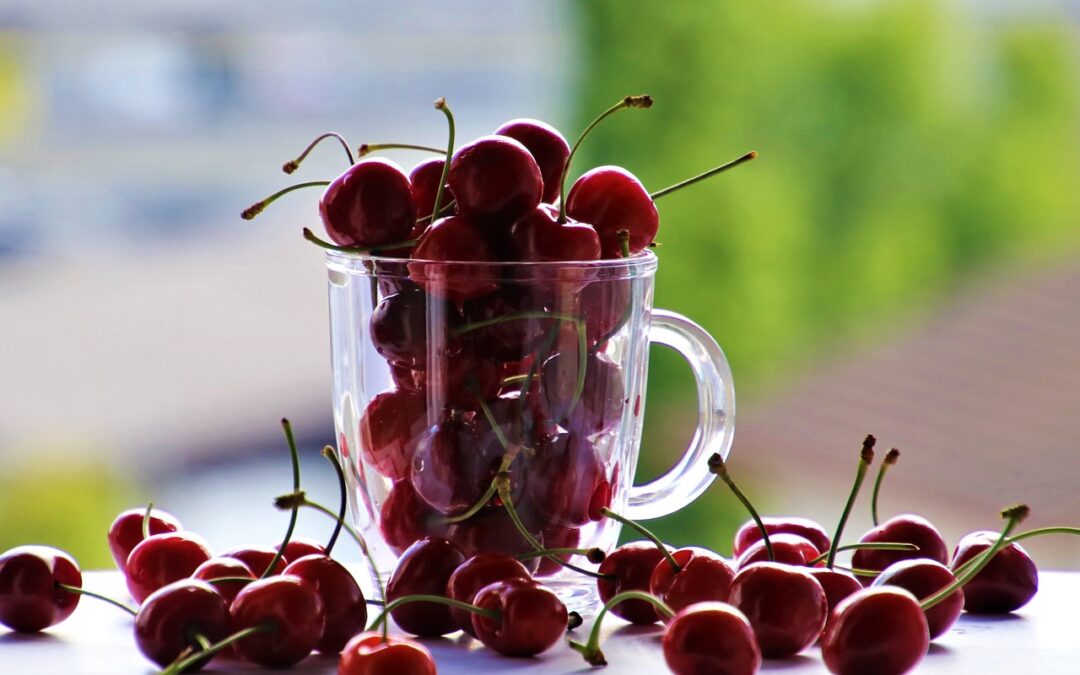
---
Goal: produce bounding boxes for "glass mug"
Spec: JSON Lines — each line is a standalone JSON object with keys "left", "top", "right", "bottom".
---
{"left": 326, "top": 249, "right": 734, "bottom": 603}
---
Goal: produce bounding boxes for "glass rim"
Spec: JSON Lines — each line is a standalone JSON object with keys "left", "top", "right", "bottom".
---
{"left": 324, "top": 248, "right": 659, "bottom": 272}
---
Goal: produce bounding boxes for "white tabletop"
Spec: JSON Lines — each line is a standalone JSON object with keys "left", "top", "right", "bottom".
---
{"left": 2, "top": 571, "right": 1076, "bottom": 674}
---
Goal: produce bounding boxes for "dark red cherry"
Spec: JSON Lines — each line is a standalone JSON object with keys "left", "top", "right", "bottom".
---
{"left": 284, "top": 555, "right": 367, "bottom": 654}
{"left": 380, "top": 480, "right": 447, "bottom": 555}
{"left": 319, "top": 158, "right": 415, "bottom": 248}
{"left": 540, "top": 350, "right": 625, "bottom": 435}
{"left": 410, "top": 414, "right": 502, "bottom": 516}
{"left": 471, "top": 577, "right": 568, "bottom": 657}
{"left": 445, "top": 509, "right": 540, "bottom": 574}
{"left": 221, "top": 546, "right": 286, "bottom": 577}
{"left": 191, "top": 557, "right": 254, "bottom": 604}
{"left": 494, "top": 119, "right": 570, "bottom": 203}
{"left": 852, "top": 514, "right": 949, "bottom": 583}
{"left": 735, "top": 532, "right": 821, "bottom": 569}
{"left": 821, "top": 586, "right": 929, "bottom": 675}
{"left": 873, "top": 558, "right": 962, "bottom": 640}
{"left": 133, "top": 579, "right": 230, "bottom": 670}
{"left": 526, "top": 429, "right": 607, "bottom": 527}
{"left": 566, "top": 165, "right": 658, "bottom": 258}
{"left": 597, "top": 542, "right": 670, "bottom": 625}
{"left": 230, "top": 575, "right": 325, "bottom": 668}
{"left": 732, "top": 517, "right": 831, "bottom": 559}
{"left": 447, "top": 135, "right": 542, "bottom": 227}
{"left": 126, "top": 532, "right": 212, "bottom": 604}
{"left": 807, "top": 567, "right": 863, "bottom": 615}
{"left": 662, "top": 602, "right": 761, "bottom": 675}
{"left": 278, "top": 538, "right": 326, "bottom": 562}
{"left": 729, "top": 562, "right": 827, "bottom": 658}
{"left": 510, "top": 205, "right": 601, "bottom": 262}
{"left": 370, "top": 288, "right": 443, "bottom": 369}
{"left": 339, "top": 632, "right": 437, "bottom": 675}
{"left": 649, "top": 547, "right": 735, "bottom": 615}
{"left": 0, "top": 546, "right": 82, "bottom": 633}
{"left": 107, "top": 507, "right": 182, "bottom": 571}
{"left": 409, "top": 215, "right": 498, "bottom": 301}
{"left": 446, "top": 553, "right": 532, "bottom": 637}
{"left": 411, "top": 350, "right": 502, "bottom": 410}
{"left": 359, "top": 389, "right": 429, "bottom": 482}
{"left": 536, "top": 525, "right": 580, "bottom": 578}
{"left": 578, "top": 276, "right": 632, "bottom": 344}
{"left": 951, "top": 530, "right": 1038, "bottom": 614}
{"left": 385, "top": 537, "right": 465, "bottom": 637}
{"left": 409, "top": 157, "right": 450, "bottom": 222}
{"left": 459, "top": 286, "right": 556, "bottom": 363}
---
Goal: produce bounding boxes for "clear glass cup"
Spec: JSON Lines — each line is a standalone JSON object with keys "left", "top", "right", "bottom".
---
{"left": 326, "top": 249, "right": 734, "bottom": 605}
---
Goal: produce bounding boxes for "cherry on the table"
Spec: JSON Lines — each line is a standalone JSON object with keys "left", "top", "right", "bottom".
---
{"left": 107, "top": 507, "right": 182, "bottom": 572}
{"left": 852, "top": 514, "right": 949, "bottom": 583}
{"left": 445, "top": 553, "right": 532, "bottom": 637}
{"left": 820, "top": 586, "right": 929, "bottom": 675}
{"left": 229, "top": 575, "right": 325, "bottom": 668}
{"left": 873, "top": 558, "right": 963, "bottom": 640}
{"left": 385, "top": 537, "right": 466, "bottom": 637}
{"left": 951, "top": 530, "right": 1039, "bottom": 614}
{"left": 735, "top": 532, "right": 821, "bottom": 569}
{"left": 598, "top": 541, "right": 671, "bottom": 625}
{"left": 283, "top": 554, "right": 367, "bottom": 654}
{"left": 133, "top": 579, "right": 230, "bottom": 670}
{"left": 0, "top": 545, "right": 82, "bottom": 633}
{"left": 191, "top": 557, "right": 254, "bottom": 604}
{"left": 125, "top": 532, "right": 212, "bottom": 604}
{"left": 221, "top": 546, "right": 286, "bottom": 577}
{"left": 470, "top": 577, "right": 568, "bottom": 657}
{"left": 338, "top": 632, "right": 437, "bottom": 675}
{"left": 662, "top": 601, "right": 761, "bottom": 675}
{"left": 732, "top": 516, "right": 831, "bottom": 559}
{"left": 649, "top": 547, "right": 736, "bottom": 615}
{"left": 728, "top": 561, "right": 828, "bottom": 658}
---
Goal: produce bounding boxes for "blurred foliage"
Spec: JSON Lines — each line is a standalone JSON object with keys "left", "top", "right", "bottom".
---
{"left": 572, "top": 1, "right": 1080, "bottom": 548}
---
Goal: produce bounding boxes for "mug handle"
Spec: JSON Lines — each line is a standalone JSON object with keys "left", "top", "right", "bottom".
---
{"left": 624, "top": 309, "right": 736, "bottom": 521}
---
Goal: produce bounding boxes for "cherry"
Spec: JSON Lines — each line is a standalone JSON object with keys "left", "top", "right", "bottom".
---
{"left": 409, "top": 157, "right": 450, "bottom": 224}
{"left": 107, "top": 506, "right": 182, "bottom": 571}
{"left": 133, "top": 579, "right": 230, "bottom": 670}
{"left": 873, "top": 558, "right": 963, "bottom": 640}
{"left": 385, "top": 537, "right": 466, "bottom": 637}
{"left": 278, "top": 537, "right": 326, "bottom": 562}
{"left": 410, "top": 351, "right": 502, "bottom": 410}
{"left": 470, "top": 577, "right": 568, "bottom": 657}
{"left": 510, "top": 205, "right": 601, "bottom": 262}
{"left": 525, "top": 429, "right": 608, "bottom": 527}
{"left": 597, "top": 542, "right": 670, "bottom": 625}
{"left": 0, "top": 545, "right": 82, "bottom": 633}
{"left": 540, "top": 350, "right": 625, "bottom": 435}
{"left": 221, "top": 546, "right": 286, "bottom": 577}
{"left": 319, "top": 157, "right": 416, "bottom": 248}
{"left": 410, "top": 413, "right": 503, "bottom": 516}
{"left": 338, "top": 632, "right": 437, "bottom": 675}
{"left": 409, "top": 215, "right": 498, "bottom": 301}
{"left": 459, "top": 286, "right": 557, "bottom": 363}
{"left": 820, "top": 586, "right": 929, "bottom": 675}
{"left": 566, "top": 166, "right": 658, "bottom": 258}
{"left": 649, "top": 547, "right": 736, "bottom": 615}
{"left": 359, "top": 389, "right": 429, "bottom": 482}
{"left": 578, "top": 276, "right": 632, "bottom": 345}
{"left": 191, "top": 557, "right": 254, "bottom": 604}
{"left": 536, "top": 525, "right": 580, "bottom": 577}
{"left": 445, "top": 553, "right": 532, "bottom": 637}
{"left": 447, "top": 135, "right": 542, "bottom": 228}
{"left": 728, "top": 562, "right": 828, "bottom": 658}
{"left": 951, "top": 530, "right": 1038, "bottom": 614}
{"left": 284, "top": 554, "right": 366, "bottom": 654}
{"left": 446, "top": 508, "right": 541, "bottom": 571}
{"left": 379, "top": 480, "right": 446, "bottom": 555}
{"left": 494, "top": 118, "right": 570, "bottom": 203}
{"left": 732, "top": 516, "right": 831, "bottom": 559}
{"left": 852, "top": 514, "right": 949, "bottom": 582}
{"left": 126, "top": 532, "right": 212, "bottom": 604}
{"left": 370, "top": 288, "right": 450, "bottom": 369}
{"left": 662, "top": 602, "right": 762, "bottom": 675}
{"left": 807, "top": 567, "right": 863, "bottom": 616}
{"left": 230, "top": 575, "right": 325, "bottom": 668}
{"left": 736, "top": 532, "right": 821, "bottom": 569}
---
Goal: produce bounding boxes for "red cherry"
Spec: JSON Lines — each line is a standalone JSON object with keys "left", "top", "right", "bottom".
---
{"left": 221, "top": 546, "right": 286, "bottom": 577}
{"left": 284, "top": 554, "right": 367, "bottom": 654}
{"left": 408, "top": 157, "right": 450, "bottom": 223}
{"left": 379, "top": 480, "right": 447, "bottom": 555}
{"left": 807, "top": 567, "right": 863, "bottom": 616}
{"left": 359, "top": 389, "right": 429, "bottom": 482}
{"left": 951, "top": 530, "right": 1038, "bottom": 614}
{"left": 821, "top": 586, "right": 930, "bottom": 675}
{"left": 410, "top": 413, "right": 503, "bottom": 516}
{"left": 536, "top": 525, "right": 580, "bottom": 578}
{"left": 729, "top": 562, "right": 827, "bottom": 658}
{"left": 191, "top": 557, "right": 254, "bottom": 604}
{"left": 510, "top": 205, "right": 601, "bottom": 262}
{"left": 540, "top": 350, "right": 625, "bottom": 435}
{"left": 338, "top": 632, "right": 437, "bottom": 675}
{"left": 409, "top": 216, "right": 498, "bottom": 301}
{"left": 107, "top": 507, "right": 182, "bottom": 571}
{"left": 278, "top": 537, "right": 327, "bottom": 562}
{"left": 852, "top": 514, "right": 949, "bottom": 583}
{"left": 649, "top": 547, "right": 735, "bottom": 615}
{"left": 126, "top": 532, "right": 212, "bottom": 604}
{"left": 460, "top": 286, "right": 556, "bottom": 363}
{"left": 732, "top": 516, "right": 831, "bottom": 559}
{"left": 319, "top": 158, "right": 415, "bottom": 248}
{"left": 566, "top": 165, "right": 658, "bottom": 258}
{"left": 597, "top": 542, "right": 669, "bottom": 625}
{"left": 735, "top": 532, "right": 821, "bottom": 569}
{"left": 370, "top": 288, "right": 446, "bottom": 369}
{"left": 526, "top": 429, "right": 607, "bottom": 527}
{"left": 662, "top": 602, "right": 761, "bottom": 675}
{"left": 471, "top": 577, "right": 568, "bottom": 657}
{"left": 494, "top": 118, "right": 570, "bottom": 203}
{"left": 445, "top": 509, "right": 541, "bottom": 572}
{"left": 0, "top": 546, "right": 82, "bottom": 633}
{"left": 445, "top": 553, "right": 532, "bottom": 637}
{"left": 447, "top": 135, "right": 542, "bottom": 227}
{"left": 578, "top": 276, "right": 632, "bottom": 345}
{"left": 133, "top": 579, "right": 230, "bottom": 670}
{"left": 873, "top": 558, "right": 963, "bottom": 640}
{"left": 385, "top": 537, "right": 465, "bottom": 637}
{"left": 230, "top": 575, "right": 325, "bottom": 668}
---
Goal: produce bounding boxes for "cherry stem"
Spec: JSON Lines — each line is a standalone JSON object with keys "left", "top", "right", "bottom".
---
{"left": 431, "top": 97, "right": 455, "bottom": 223}
{"left": 453, "top": 310, "right": 583, "bottom": 336}
{"left": 832, "top": 564, "right": 887, "bottom": 578}
{"left": 283, "top": 132, "right": 354, "bottom": 174}
{"left": 475, "top": 391, "right": 511, "bottom": 451}
{"left": 320, "top": 446, "right": 348, "bottom": 556}
{"left": 357, "top": 142, "right": 443, "bottom": 158}
{"left": 708, "top": 452, "right": 774, "bottom": 562}
{"left": 414, "top": 199, "right": 456, "bottom": 226}
{"left": 805, "top": 542, "right": 919, "bottom": 566}
{"left": 950, "top": 525, "right": 1080, "bottom": 578}
{"left": 260, "top": 419, "right": 302, "bottom": 578}
{"left": 56, "top": 583, "right": 137, "bottom": 616}
{"left": 826, "top": 435, "right": 876, "bottom": 569}
{"left": 871, "top": 448, "right": 900, "bottom": 526}
{"left": 191, "top": 632, "right": 212, "bottom": 652}
{"left": 203, "top": 576, "right": 254, "bottom": 585}
{"left": 617, "top": 229, "right": 631, "bottom": 259}
{"left": 442, "top": 481, "right": 498, "bottom": 525}
{"left": 516, "top": 547, "right": 607, "bottom": 565}
{"left": 241, "top": 181, "right": 329, "bottom": 220}
{"left": 570, "top": 319, "right": 588, "bottom": 411}
{"left": 142, "top": 501, "right": 154, "bottom": 541}
{"left": 302, "top": 227, "right": 417, "bottom": 254}
{"left": 558, "top": 94, "right": 654, "bottom": 224}
{"left": 921, "top": 504, "right": 1030, "bottom": 611}
{"left": 648, "top": 151, "right": 758, "bottom": 201}
{"left": 369, "top": 594, "right": 500, "bottom": 633}
{"left": 600, "top": 507, "right": 679, "bottom": 572}
{"left": 160, "top": 624, "right": 270, "bottom": 675}
{"left": 568, "top": 590, "right": 674, "bottom": 667}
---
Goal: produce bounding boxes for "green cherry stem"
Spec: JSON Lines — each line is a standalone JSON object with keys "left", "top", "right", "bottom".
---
{"left": 805, "top": 542, "right": 919, "bottom": 567}
{"left": 600, "top": 507, "right": 679, "bottom": 572}
{"left": 262, "top": 419, "right": 302, "bottom": 578}
{"left": 430, "top": 97, "right": 455, "bottom": 223}
{"left": 320, "top": 446, "right": 348, "bottom": 556}
{"left": 950, "top": 524, "right": 1080, "bottom": 578}
{"left": 517, "top": 547, "right": 607, "bottom": 565}
{"left": 453, "top": 311, "right": 584, "bottom": 336}
{"left": 357, "top": 142, "right": 444, "bottom": 158}
{"left": 708, "top": 452, "right": 774, "bottom": 562}
{"left": 557, "top": 94, "right": 653, "bottom": 224}
{"left": 569, "top": 590, "right": 674, "bottom": 667}
{"left": 202, "top": 576, "right": 255, "bottom": 585}
{"left": 617, "top": 229, "right": 631, "bottom": 259}
{"left": 921, "top": 504, "right": 1030, "bottom": 611}
{"left": 142, "top": 501, "right": 154, "bottom": 541}
{"left": 56, "top": 583, "right": 137, "bottom": 616}
{"left": 648, "top": 151, "right": 758, "bottom": 201}
{"left": 832, "top": 564, "right": 887, "bottom": 578}
{"left": 283, "top": 132, "right": 354, "bottom": 174}
{"left": 369, "top": 594, "right": 499, "bottom": 633}
{"left": 871, "top": 448, "right": 900, "bottom": 526}
{"left": 301, "top": 227, "right": 417, "bottom": 254}
{"left": 825, "top": 435, "right": 876, "bottom": 569}
{"left": 159, "top": 624, "right": 271, "bottom": 675}
{"left": 241, "top": 181, "right": 330, "bottom": 220}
